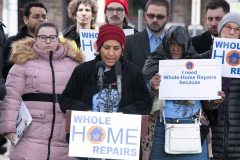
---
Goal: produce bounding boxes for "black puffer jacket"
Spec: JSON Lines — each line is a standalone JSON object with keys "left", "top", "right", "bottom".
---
{"left": 0, "top": 21, "right": 6, "bottom": 99}
{"left": 210, "top": 78, "right": 240, "bottom": 159}
{"left": 2, "top": 25, "right": 32, "bottom": 80}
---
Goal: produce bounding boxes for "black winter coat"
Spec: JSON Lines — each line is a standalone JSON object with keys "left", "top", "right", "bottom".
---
{"left": 2, "top": 25, "right": 32, "bottom": 80}
{"left": 124, "top": 29, "right": 150, "bottom": 70}
{"left": 210, "top": 78, "right": 240, "bottom": 159}
{"left": 123, "top": 24, "right": 139, "bottom": 34}
{"left": 0, "top": 21, "right": 6, "bottom": 99}
{"left": 59, "top": 55, "right": 152, "bottom": 115}
{"left": 191, "top": 31, "right": 213, "bottom": 54}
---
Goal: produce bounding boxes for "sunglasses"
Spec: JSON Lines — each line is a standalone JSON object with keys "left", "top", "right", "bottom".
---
{"left": 146, "top": 14, "right": 167, "bottom": 20}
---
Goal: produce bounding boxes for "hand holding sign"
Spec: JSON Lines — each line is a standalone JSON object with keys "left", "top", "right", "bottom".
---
{"left": 150, "top": 73, "right": 161, "bottom": 91}
{"left": 214, "top": 91, "right": 225, "bottom": 104}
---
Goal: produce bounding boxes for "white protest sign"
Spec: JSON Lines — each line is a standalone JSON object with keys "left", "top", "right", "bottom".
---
{"left": 158, "top": 59, "right": 221, "bottom": 100}
{"left": 80, "top": 29, "right": 134, "bottom": 61}
{"left": 212, "top": 37, "right": 240, "bottom": 78}
{"left": 69, "top": 111, "right": 141, "bottom": 160}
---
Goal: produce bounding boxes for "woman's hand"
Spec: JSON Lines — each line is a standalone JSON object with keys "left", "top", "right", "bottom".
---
{"left": 6, "top": 132, "right": 16, "bottom": 144}
{"left": 150, "top": 73, "right": 161, "bottom": 91}
{"left": 214, "top": 91, "right": 225, "bottom": 104}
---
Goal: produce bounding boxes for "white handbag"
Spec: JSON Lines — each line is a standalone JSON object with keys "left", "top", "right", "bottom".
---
{"left": 163, "top": 109, "right": 202, "bottom": 154}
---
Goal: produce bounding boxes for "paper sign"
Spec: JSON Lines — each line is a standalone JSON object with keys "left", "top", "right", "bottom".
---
{"left": 69, "top": 111, "right": 141, "bottom": 160}
{"left": 212, "top": 37, "right": 240, "bottom": 78}
{"left": 158, "top": 59, "right": 221, "bottom": 100}
{"left": 80, "top": 29, "right": 134, "bottom": 61}
{"left": 14, "top": 101, "right": 32, "bottom": 145}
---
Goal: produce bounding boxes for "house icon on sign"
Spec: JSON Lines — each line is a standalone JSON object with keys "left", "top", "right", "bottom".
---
{"left": 89, "top": 127, "right": 104, "bottom": 142}
{"left": 227, "top": 52, "right": 240, "bottom": 65}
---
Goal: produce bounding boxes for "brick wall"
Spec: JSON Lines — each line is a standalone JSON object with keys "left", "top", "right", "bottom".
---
{"left": 36, "top": 0, "right": 67, "bottom": 32}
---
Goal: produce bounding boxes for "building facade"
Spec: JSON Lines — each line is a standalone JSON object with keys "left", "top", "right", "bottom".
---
{"left": 0, "top": 0, "right": 216, "bottom": 37}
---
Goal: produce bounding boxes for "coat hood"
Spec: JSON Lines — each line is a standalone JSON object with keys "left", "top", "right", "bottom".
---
{"left": 142, "top": 25, "right": 198, "bottom": 81}
{"left": 155, "top": 25, "right": 198, "bottom": 60}
{"left": 10, "top": 37, "right": 84, "bottom": 63}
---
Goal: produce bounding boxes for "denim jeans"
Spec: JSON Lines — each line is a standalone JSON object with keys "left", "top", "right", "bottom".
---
{"left": 149, "top": 117, "right": 209, "bottom": 160}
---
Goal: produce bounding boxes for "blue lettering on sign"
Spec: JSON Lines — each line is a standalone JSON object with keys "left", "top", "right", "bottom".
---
{"left": 212, "top": 50, "right": 225, "bottom": 64}
{"left": 131, "top": 148, "right": 137, "bottom": 156}
{"left": 112, "top": 147, "right": 119, "bottom": 155}
{"left": 107, "top": 128, "right": 123, "bottom": 144}
{"left": 215, "top": 41, "right": 240, "bottom": 50}
{"left": 107, "top": 147, "right": 113, "bottom": 154}
{"left": 182, "top": 70, "right": 197, "bottom": 74}
{"left": 81, "top": 32, "right": 98, "bottom": 38}
{"left": 231, "top": 68, "right": 240, "bottom": 75}
{"left": 125, "top": 129, "right": 138, "bottom": 145}
{"left": 93, "top": 146, "right": 99, "bottom": 154}
{"left": 124, "top": 148, "right": 130, "bottom": 155}
{"left": 92, "top": 146, "right": 137, "bottom": 156}
{"left": 215, "top": 41, "right": 223, "bottom": 48}
{"left": 223, "top": 42, "right": 230, "bottom": 48}
{"left": 74, "top": 114, "right": 84, "bottom": 123}
{"left": 163, "top": 75, "right": 179, "bottom": 79}
{"left": 81, "top": 40, "right": 93, "bottom": 51}
{"left": 89, "top": 32, "right": 96, "bottom": 38}
{"left": 230, "top": 42, "right": 236, "bottom": 49}
{"left": 71, "top": 125, "right": 85, "bottom": 141}
{"left": 73, "top": 115, "right": 111, "bottom": 125}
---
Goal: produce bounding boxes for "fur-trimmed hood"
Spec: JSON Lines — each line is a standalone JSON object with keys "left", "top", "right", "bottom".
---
{"left": 10, "top": 37, "right": 85, "bottom": 63}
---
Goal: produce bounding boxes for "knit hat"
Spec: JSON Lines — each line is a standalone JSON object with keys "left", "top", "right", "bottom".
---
{"left": 96, "top": 24, "right": 125, "bottom": 51}
{"left": 104, "top": 0, "right": 129, "bottom": 15}
{"left": 218, "top": 12, "right": 240, "bottom": 33}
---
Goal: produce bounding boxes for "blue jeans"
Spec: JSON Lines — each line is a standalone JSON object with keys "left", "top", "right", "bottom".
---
{"left": 149, "top": 117, "right": 209, "bottom": 160}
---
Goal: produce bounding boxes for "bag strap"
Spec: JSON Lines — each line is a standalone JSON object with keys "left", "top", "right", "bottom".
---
{"left": 162, "top": 107, "right": 202, "bottom": 125}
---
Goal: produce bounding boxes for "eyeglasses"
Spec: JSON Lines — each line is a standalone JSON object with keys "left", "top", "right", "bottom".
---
{"left": 31, "top": 15, "right": 48, "bottom": 20}
{"left": 106, "top": 8, "right": 124, "bottom": 14}
{"left": 207, "top": 17, "right": 222, "bottom": 22}
{"left": 224, "top": 25, "right": 240, "bottom": 34}
{"left": 146, "top": 14, "right": 167, "bottom": 20}
{"left": 37, "top": 35, "right": 58, "bottom": 42}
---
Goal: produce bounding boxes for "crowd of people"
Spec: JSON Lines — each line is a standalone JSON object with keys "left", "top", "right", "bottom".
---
{"left": 0, "top": 0, "right": 239, "bottom": 160}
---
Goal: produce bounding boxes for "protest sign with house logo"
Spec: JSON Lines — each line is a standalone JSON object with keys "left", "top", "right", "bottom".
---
{"left": 79, "top": 29, "right": 134, "bottom": 61}
{"left": 212, "top": 37, "right": 240, "bottom": 78}
{"left": 68, "top": 111, "right": 141, "bottom": 160}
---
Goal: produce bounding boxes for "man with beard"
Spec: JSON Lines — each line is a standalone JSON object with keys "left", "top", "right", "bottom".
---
{"left": 123, "top": 0, "right": 170, "bottom": 69}
{"left": 105, "top": 0, "right": 138, "bottom": 34}
{"left": 192, "top": 0, "right": 230, "bottom": 54}
{"left": 2, "top": 1, "right": 48, "bottom": 80}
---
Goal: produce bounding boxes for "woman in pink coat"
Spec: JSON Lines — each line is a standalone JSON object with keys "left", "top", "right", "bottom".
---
{"left": 0, "top": 22, "right": 84, "bottom": 160}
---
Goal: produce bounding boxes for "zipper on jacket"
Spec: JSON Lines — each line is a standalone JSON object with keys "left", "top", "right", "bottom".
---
{"left": 224, "top": 92, "right": 229, "bottom": 159}
{"left": 105, "top": 84, "right": 112, "bottom": 113}
{"left": 47, "top": 51, "right": 56, "bottom": 160}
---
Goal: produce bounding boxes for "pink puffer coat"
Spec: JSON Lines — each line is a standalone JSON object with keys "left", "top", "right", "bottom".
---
{"left": 0, "top": 37, "right": 84, "bottom": 160}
